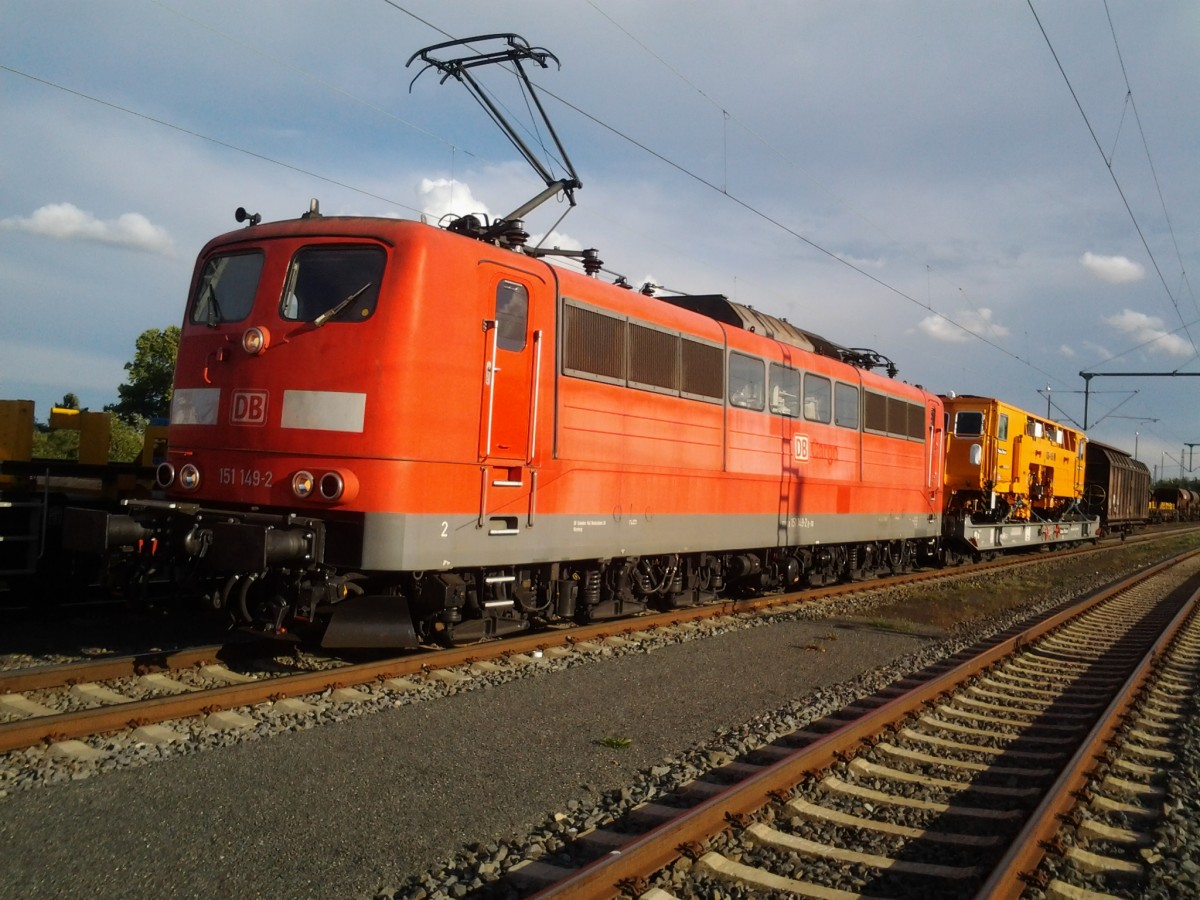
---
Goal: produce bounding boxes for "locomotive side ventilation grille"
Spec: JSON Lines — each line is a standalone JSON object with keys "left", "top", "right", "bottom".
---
{"left": 629, "top": 323, "right": 678, "bottom": 391}
{"left": 906, "top": 402, "right": 926, "bottom": 440}
{"left": 564, "top": 304, "right": 625, "bottom": 383}
{"left": 563, "top": 299, "right": 722, "bottom": 402}
{"left": 865, "top": 391, "right": 888, "bottom": 433}
{"left": 680, "top": 339, "right": 723, "bottom": 400}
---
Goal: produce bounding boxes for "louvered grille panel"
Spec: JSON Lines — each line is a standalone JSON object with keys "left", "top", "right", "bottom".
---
{"left": 887, "top": 396, "right": 908, "bottom": 438}
{"left": 564, "top": 304, "right": 625, "bottom": 380}
{"left": 681, "top": 340, "right": 723, "bottom": 399}
{"left": 629, "top": 324, "right": 679, "bottom": 390}
{"left": 865, "top": 391, "right": 888, "bottom": 432}
{"left": 907, "top": 403, "right": 926, "bottom": 440}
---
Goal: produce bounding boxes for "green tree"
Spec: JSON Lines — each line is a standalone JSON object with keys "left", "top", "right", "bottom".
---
{"left": 109, "top": 415, "right": 148, "bottom": 463}
{"left": 107, "top": 326, "right": 179, "bottom": 424}
{"left": 31, "top": 393, "right": 83, "bottom": 459}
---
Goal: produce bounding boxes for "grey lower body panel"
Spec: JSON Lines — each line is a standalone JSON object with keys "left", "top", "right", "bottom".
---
{"left": 360, "top": 510, "right": 943, "bottom": 572}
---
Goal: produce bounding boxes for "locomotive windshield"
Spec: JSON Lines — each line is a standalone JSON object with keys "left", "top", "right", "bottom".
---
{"left": 280, "top": 245, "right": 384, "bottom": 323}
{"left": 191, "top": 251, "right": 264, "bottom": 326}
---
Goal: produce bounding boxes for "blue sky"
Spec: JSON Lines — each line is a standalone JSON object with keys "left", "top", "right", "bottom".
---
{"left": 3, "top": 2, "right": 1198, "bottom": 478}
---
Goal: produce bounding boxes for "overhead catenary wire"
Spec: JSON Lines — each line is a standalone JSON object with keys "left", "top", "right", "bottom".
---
{"left": 1103, "top": 0, "right": 1197, "bottom": 323}
{"left": 0, "top": 65, "right": 426, "bottom": 217}
{"left": 1028, "top": 0, "right": 1198, "bottom": 368}
{"left": 0, "top": 11, "right": 1114, "bottom": 393}
{"left": 5, "top": 3, "right": 1189, "bottom": 411}
{"left": 10, "top": 10, "right": 1033, "bottom": 380}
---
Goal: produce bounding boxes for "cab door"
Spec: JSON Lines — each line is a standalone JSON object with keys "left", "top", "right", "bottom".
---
{"left": 477, "top": 264, "right": 547, "bottom": 464}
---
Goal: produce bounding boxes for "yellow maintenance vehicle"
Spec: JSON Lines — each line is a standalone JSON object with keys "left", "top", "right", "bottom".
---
{"left": 940, "top": 394, "right": 1096, "bottom": 560}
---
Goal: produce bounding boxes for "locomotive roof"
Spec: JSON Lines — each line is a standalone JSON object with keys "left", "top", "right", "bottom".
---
{"left": 658, "top": 293, "right": 848, "bottom": 364}
{"left": 211, "top": 208, "right": 887, "bottom": 373}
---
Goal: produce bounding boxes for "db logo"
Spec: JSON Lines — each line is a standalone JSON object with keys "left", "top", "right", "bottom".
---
{"left": 230, "top": 390, "right": 269, "bottom": 426}
{"left": 793, "top": 434, "right": 810, "bottom": 461}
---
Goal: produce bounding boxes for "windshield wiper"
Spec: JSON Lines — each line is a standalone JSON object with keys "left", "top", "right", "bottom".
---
{"left": 202, "top": 283, "right": 224, "bottom": 327}
{"left": 313, "top": 282, "right": 371, "bottom": 327}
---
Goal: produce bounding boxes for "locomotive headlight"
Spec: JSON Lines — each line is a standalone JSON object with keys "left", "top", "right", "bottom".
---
{"left": 318, "top": 469, "right": 359, "bottom": 502}
{"left": 291, "top": 470, "right": 315, "bottom": 499}
{"left": 156, "top": 462, "right": 176, "bottom": 488}
{"left": 319, "top": 472, "right": 345, "bottom": 501}
{"left": 179, "top": 463, "right": 201, "bottom": 491}
{"left": 242, "top": 326, "right": 270, "bottom": 355}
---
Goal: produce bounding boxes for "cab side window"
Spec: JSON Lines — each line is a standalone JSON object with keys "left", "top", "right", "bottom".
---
{"left": 496, "top": 280, "right": 528, "bottom": 351}
{"left": 834, "top": 382, "right": 859, "bottom": 429}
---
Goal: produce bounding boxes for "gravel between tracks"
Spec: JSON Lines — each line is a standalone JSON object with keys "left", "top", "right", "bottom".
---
{"left": 0, "top": 542, "right": 1196, "bottom": 899}
{"left": 1, "top": 616, "right": 924, "bottom": 898}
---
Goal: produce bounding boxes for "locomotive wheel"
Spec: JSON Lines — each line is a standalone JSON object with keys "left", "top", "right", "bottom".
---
{"left": 942, "top": 548, "right": 969, "bottom": 567}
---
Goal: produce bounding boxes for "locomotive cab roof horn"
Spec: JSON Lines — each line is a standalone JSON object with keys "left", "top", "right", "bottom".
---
{"left": 407, "top": 33, "right": 582, "bottom": 245}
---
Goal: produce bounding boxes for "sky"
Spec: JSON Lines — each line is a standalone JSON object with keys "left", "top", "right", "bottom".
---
{"left": 3, "top": 1, "right": 1198, "bottom": 479}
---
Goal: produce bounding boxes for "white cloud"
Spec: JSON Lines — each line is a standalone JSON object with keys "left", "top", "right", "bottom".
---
{"left": 1103, "top": 309, "right": 1193, "bottom": 356}
{"left": 1059, "top": 344, "right": 1075, "bottom": 358}
{"left": 0, "top": 203, "right": 175, "bottom": 257}
{"left": 917, "top": 307, "right": 1010, "bottom": 343}
{"left": 417, "top": 178, "right": 492, "bottom": 224}
{"left": 1080, "top": 252, "right": 1145, "bottom": 284}
{"left": 416, "top": 178, "right": 590, "bottom": 266}
{"left": 528, "top": 230, "right": 584, "bottom": 253}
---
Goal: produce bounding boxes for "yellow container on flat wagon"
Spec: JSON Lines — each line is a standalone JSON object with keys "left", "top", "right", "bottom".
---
{"left": 942, "top": 395, "right": 1086, "bottom": 521}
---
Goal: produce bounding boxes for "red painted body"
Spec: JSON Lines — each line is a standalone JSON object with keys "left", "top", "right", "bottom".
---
{"left": 169, "top": 217, "right": 942, "bottom": 532}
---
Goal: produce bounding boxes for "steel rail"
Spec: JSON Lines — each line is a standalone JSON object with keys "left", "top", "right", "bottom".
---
{"left": 0, "top": 539, "right": 1192, "bottom": 755}
{"left": 529, "top": 548, "right": 1200, "bottom": 899}
{"left": 972, "top": 579, "right": 1200, "bottom": 899}
{"left": 0, "top": 643, "right": 233, "bottom": 694}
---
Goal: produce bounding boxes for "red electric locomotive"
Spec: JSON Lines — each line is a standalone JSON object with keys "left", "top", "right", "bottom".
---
{"left": 66, "top": 202, "right": 945, "bottom": 647}
{"left": 64, "top": 34, "right": 948, "bottom": 646}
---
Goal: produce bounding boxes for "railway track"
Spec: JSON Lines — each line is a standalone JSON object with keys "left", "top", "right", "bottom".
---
{"left": 0, "top": 533, "right": 1194, "bottom": 763}
{"left": 461, "top": 549, "right": 1200, "bottom": 899}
